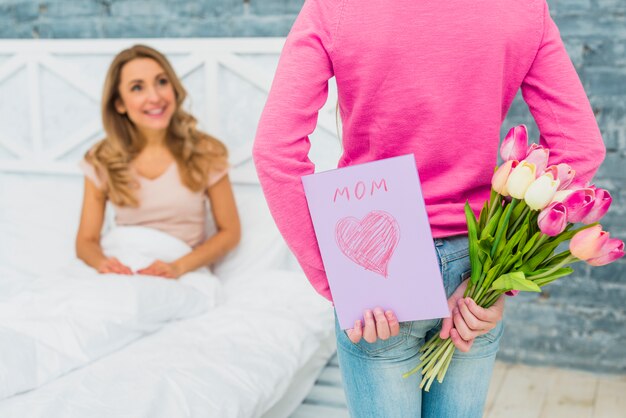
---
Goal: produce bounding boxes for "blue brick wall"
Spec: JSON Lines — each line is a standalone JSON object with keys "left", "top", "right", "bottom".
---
{"left": 0, "top": 0, "right": 300, "bottom": 38}
{"left": 1, "top": 0, "right": 625, "bottom": 373}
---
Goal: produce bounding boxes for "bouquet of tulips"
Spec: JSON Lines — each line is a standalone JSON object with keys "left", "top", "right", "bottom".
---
{"left": 404, "top": 124, "right": 625, "bottom": 391}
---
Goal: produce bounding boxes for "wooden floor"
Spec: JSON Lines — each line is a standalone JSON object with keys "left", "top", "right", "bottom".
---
{"left": 291, "top": 355, "right": 626, "bottom": 418}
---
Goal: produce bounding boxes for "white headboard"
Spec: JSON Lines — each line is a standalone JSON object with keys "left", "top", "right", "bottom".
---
{"left": 0, "top": 38, "right": 341, "bottom": 182}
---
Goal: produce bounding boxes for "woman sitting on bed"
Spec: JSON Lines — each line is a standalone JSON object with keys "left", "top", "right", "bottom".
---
{"left": 76, "top": 44, "right": 240, "bottom": 278}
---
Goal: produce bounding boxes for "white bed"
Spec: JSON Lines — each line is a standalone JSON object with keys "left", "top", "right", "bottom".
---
{"left": 0, "top": 39, "right": 343, "bottom": 417}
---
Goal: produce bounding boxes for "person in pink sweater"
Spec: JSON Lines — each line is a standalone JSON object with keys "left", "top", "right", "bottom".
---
{"left": 77, "top": 45, "right": 240, "bottom": 278}
{"left": 253, "top": 0, "right": 605, "bottom": 416}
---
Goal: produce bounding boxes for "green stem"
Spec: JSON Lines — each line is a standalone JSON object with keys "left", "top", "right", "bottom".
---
{"left": 419, "top": 339, "right": 442, "bottom": 361}
{"left": 524, "top": 232, "right": 549, "bottom": 262}
{"left": 424, "top": 343, "right": 455, "bottom": 392}
{"left": 419, "top": 332, "right": 442, "bottom": 354}
{"left": 527, "top": 255, "right": 578, "bottom": 281}
{"left": 481, "top": 290, "right": 505, "bottom": 308}
{"left": 464, "top": 280, "right": 475, "bottom": 298}
{"left": 420, "top": 339, "right": 452, "bottom": 375}
{"left": 487, "top": 193, "right": 502, "bottom": 222}
{"left": 507, "top": 205, "right": 530, "bottom": 240}
{"left": 491, "top": 198, "right": 518, "bottom": 258}
{"left": 436, "top": 344, "right": 456, "bottom": 383}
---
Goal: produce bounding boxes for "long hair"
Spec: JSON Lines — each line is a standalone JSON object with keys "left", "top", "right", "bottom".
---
{"left": 85, "top": 44, "right": 228, "bottom": 207}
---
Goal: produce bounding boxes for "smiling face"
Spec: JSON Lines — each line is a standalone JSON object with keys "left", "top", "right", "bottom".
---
{"left": 115, "top": 58, "right": 176, "bottom": 137}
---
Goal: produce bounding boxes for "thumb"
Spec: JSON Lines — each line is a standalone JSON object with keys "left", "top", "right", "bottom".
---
{"left": 440, "top": 316, "right": 453, "bottom": 339}
{"left": 346, "top": 320, "right": 362, "bottom": 343}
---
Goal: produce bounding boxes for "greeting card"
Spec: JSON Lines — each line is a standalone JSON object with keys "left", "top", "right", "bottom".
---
{"left": 302, "top": 154, "right": 448, "bottom": 329}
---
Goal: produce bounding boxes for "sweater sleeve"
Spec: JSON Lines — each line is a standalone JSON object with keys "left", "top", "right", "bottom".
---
{"left": 252, "top": 0, "right": 338, "bottom": 301}
{"left": 521, "top": 0, "right": 606, "bottom": 187}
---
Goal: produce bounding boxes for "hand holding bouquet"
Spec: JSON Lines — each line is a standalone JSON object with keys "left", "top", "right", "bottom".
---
{"left": 404, "top": 124, "right": 625, "bottom": 391}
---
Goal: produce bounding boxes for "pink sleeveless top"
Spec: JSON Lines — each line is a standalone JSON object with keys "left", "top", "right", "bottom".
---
{"left": 79, "top": 159, "right": 228, "bottom": 248}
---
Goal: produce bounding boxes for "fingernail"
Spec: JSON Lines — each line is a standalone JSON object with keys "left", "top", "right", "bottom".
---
{"left": 365, "top": 310, "right": 373, "bottom": 319}
{"left": 465, "top": 298, "right": 472, "bottom": 306}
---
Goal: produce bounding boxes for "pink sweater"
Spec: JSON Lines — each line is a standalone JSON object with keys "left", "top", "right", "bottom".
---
{"left": 253, "top": 0, "right": 606, "bottom": 301}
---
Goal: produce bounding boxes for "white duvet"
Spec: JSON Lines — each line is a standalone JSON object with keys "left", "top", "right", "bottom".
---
{"left": 0, "top": 226, "right": 220, "bottom": 401}
{"left": 0, "top": 273, "right": 334, "bottom": 418}
{"left": 0, "top": 227, "right": 335, "bottom": 418}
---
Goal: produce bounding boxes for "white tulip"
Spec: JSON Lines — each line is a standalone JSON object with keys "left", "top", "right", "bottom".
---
{"left": 524, "top": 173, "right": 560, "bottom": 210}
{"left": 506, "top": 161, "right": 536, "bottom": 199}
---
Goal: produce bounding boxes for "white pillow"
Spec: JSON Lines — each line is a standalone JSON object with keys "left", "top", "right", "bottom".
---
{"left": 0, "top": 174, "right": 84, "bottom": 277}
{"left": 211, "top": 185, "right": 294, "bottom": 280}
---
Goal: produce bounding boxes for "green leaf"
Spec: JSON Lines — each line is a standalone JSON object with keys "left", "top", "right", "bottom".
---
{"left": 510, "top": 199, "right": 527, "bottom": 225}
{"left": 506, "top": 251, "right": 524, "bottom": 271}
{"left": 482, "top": 262, "right": 504, "bottom": 291}
{"left": 478, "top": 200, "right": 489, "bottom": 234}
{"left": 539, "top": 250, "right": 572, "bottom": 270}
{"left": 492, "top": 272, "right": 541, "bottom": 292}
{"left": 517, "top": 228, "right": 529, "bottom": 255}
{"left": 522, "top": 231, "right": 540, "bottom": 254}
{"left": 491, "top": 199, "right": 518, "bottom": 258}
{"left": 481, "top": 204, "right": 502, "bottom": 240}
{"left": 505, "top": 223, "right": 528, "bottom": 256}
{"left": 464, "top": 201, "right": 482, "bottom": 285}
{"left": 482, "top": 256, "right": 493, "bottom": 277}
{"left": 477, "top": 237, "right": 494, "bottom": 256}
{"left": 489, "top": 187, "right": 498, "bottom": 205}
{"left": 522, "top": 240, "right": 561, "bottom": 273}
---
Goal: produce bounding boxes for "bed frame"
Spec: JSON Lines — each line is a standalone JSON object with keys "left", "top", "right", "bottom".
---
{"left": 0, "top": 38, "right": 340, "bottom": 181}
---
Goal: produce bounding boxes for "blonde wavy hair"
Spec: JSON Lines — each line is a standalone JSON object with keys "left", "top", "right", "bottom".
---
{"left": 85, "top": 44, "right": 228, "bottom": 207}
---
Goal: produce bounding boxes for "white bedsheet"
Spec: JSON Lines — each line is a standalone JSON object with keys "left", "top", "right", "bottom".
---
{"left": 0, "top": 226, "right": 220, "bottom": 401}
{"left": 0, "top": 269, "right": 334, "bottom": 418}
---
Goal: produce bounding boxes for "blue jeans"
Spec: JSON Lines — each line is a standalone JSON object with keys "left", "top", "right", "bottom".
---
{"left": 335, "top": 235, "right": 504, "bottom": 418}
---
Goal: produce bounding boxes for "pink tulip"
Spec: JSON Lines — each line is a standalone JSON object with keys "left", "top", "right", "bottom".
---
{"left": 525, "top": 144, "right": 550, "bottom": 176}
{"left": 491, "top": 160, "right": 518, "bottom": 196}
{"left": 555, "top": 163, "right": 576, "bottom": 190}
{"left": 570, "top": 225, "right": 609, "bottom": 261}
{"left": 537, "top": 202, "right": 568, "bottom": 236}
{"left": 500, "top": 125, "right": 528, "bottom": 162}
{"left": 562, "top": 188, "right": 596, "bottom": 223}
{"left": 587, "top": 238, "right": 625, "bottom": 266}
{"left": 580, "top": 188, "right": 612, "bottom": 224}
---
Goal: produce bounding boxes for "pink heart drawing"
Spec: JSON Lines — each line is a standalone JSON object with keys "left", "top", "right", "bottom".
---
{"left": 335, "top": 210, "right": 400, "bottom": 278}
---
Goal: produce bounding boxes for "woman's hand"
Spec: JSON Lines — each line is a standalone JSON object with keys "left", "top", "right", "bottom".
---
{"left": 97, "top": 257, "right": 133, "bottom": 275}
{"left": 137, "top": 260, "right": 182, "bottom": 279}
{"left": 439, "top": 279, "right": 505, "bottom": 352}
{"left": 346, "top": 308, "right": 400, "bottom": 344}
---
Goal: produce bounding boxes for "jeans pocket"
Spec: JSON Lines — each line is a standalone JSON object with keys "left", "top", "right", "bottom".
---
{"left": 445, "top": 267, "right": 471, "bottom": 298}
